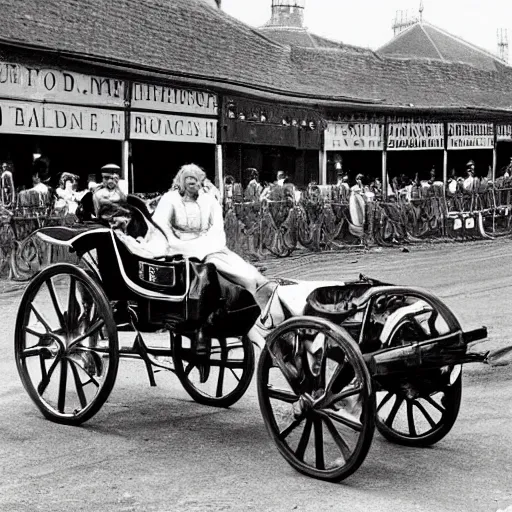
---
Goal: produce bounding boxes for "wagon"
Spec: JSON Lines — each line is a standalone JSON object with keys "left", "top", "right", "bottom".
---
{"left": 15, "top": 194, "right": 490, "bottom": 482}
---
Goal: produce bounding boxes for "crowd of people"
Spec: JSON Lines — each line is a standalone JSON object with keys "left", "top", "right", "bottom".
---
{"left": 0, "top": 157, "right": 131, "bottom": 217}
{"left": 221, "top": 157, "right": 512, "bottom": 209}
{"left": 3, "top": 156, "right": 512, "bottom": 216}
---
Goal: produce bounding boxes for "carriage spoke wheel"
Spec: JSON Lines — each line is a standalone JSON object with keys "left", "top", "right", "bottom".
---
{"left": 257, "top": 317, "right": 375, "bottom": 482}
{"left": 15, "top": 263, "right": 119, "bottom": 425}
{"left": 375, "top": 365, "right": 462, "bottom": 447}
{"left": 375, "top": 312, "right": 463, "bottom": 447}
{"left": 173, "top": 334, "right": 255, "bottom": 407}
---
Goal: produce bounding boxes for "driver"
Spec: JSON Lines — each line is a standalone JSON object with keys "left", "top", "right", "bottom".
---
{"left": 92, "top": 164, "right": 127, "bottom": 216}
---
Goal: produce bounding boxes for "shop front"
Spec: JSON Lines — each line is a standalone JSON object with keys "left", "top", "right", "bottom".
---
{"left": 446, "top": 122, "right": 494, "bottom": 178}
{"left": 221, "top": 96, "right": 322, "bottom": 188}
{"left": 496, "top": 124, "right": 512, "bottom": 176}
{"left": 0, "top": 60, "right": 125, "bottom": 191}
{"left": 386, "top": 120, "right": 445, "bottom": 184}
{"left": 129, "top": 82, "right": 218, "bottom": 193}
{"left": 324, "top": 120, "right": 384, "bottom": 185}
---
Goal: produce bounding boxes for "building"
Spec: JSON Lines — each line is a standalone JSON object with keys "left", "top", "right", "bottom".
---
{"left": 1, "top": 0, "right": 512, "bottom": 195}
{"left": 259, "top": 0, "right": 372, "bottom": 54}
{"left": 378, "top": 20, "right": 507, "bottom": 72}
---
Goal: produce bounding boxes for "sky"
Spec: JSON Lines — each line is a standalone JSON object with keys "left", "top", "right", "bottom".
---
{"left": 221, "top": 0, "right": 512, "bottom": 58}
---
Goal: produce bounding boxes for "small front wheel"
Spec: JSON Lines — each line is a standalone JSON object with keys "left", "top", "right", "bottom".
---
{"left": 15, "top": 263, "right": 119, "bottom": 425}
{"left": 375, "top": 366, "right": 462, "bottom": 447}
{"left": 173, "top": 334, "right": 255, "bottom": 408}
{"left": 257, "top": 317, "right": 375, "bottom": 482}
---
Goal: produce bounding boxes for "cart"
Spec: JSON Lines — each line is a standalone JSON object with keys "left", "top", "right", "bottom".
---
{"left": 15, "top": 195, "right": 492, "bottom": 482}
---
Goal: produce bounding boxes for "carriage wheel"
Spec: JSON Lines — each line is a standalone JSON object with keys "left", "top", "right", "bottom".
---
{"left": 375, "top": 313, "right": 463, "bottom": 447}
{"left": 173, "top": 334, "right": 255, "bottom": 407}
{"left": 15, "top": 263, "right": 119, "bottom": 425}
{"left": 375, "top": 366, "right": 462, "bottom": 447}
{"left": 257, "top": 317, "right": 375, "bottom": 482}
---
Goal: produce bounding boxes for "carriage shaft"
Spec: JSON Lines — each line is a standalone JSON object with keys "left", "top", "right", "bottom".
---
{"left": 364, "top": 327, "right": 488, "bottom": 377}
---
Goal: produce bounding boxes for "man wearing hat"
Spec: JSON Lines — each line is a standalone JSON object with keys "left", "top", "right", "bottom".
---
{"left": 92, "top": 163, "right": 127, "bottom": 216}
{"left": 463, "top": 160, "right": 476, "bottom": 192}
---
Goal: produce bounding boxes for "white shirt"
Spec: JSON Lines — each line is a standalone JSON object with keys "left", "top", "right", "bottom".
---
{"left": 151, "top": 190, "right": 226, "bottom": 260}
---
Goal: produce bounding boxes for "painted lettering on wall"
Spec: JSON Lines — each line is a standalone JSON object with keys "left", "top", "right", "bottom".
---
{"left": 130, "top": 112, "right": 217, "bottom": 143}
{"left": 447, "top": 123, "right": 494, "bottom": 149}
{"left": 132, "top": 83, "right": 218, "bottom": 115}
{"left": 497, "top": 124, "right": 512, "bottom": 141}
{"left": 325, "top": 123, "right": 383, "bottom": 151}
{"left": 0, "top": 61, "right": 125, "bottom": 107}
{"left": 0, "top": 100, "right": 125, "bottom": 139}
{"left": 387, "top": 122, "right": 444, "bottom": 150}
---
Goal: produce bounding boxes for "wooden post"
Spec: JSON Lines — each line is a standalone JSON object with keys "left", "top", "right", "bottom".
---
{"left": 122, "top": 139, "right": 131, "bottom": 193}
{"left": 443, "top": 122, "right": 448, "bottom": 184}
{"left": 215, "top": 144, "right": 224, "bottom": 201}
{"left": 319, "top": 148, "right": 327, "bottom": 185}
{"left": 382, "top": 118, "right": 388, "bottom": 200}
{"left": 492, "top": 122, "right": 497, "bottom": 182}
{"left": 124, "top": 81, "right": 133, "bottom": 193}
{"left": 443, "top": 148, "right": 448, "bottom": 184}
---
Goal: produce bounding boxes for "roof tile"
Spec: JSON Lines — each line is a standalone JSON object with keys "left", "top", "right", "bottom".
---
{"left": 0, "top": 0, "right": 511, "bottom": 113}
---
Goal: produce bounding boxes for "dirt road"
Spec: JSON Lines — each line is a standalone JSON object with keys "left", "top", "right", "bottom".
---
{"left": 0, "top": 239, "right": 511, "bottom": 512}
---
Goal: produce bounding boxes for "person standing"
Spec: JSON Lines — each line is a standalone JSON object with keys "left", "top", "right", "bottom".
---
{"left": 54, "top": 172, "right": 80, "bottom": 214}
{"left": 463, "top": 160, "right": 476, "bottom": 192}
{"left": 276, "top": 170, "right": 286, "bottom": 186}
{"left": 244, "top": 168, "right": 263, "bottom": 202}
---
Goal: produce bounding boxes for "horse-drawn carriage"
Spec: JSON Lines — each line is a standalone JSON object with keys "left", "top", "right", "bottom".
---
{"left": 15, "top": 195, "right": 491, "bottom": 482}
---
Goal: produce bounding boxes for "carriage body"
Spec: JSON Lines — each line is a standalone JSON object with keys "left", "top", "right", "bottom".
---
{"left": 14, "top": 200, "right": 489, "bottom": 483}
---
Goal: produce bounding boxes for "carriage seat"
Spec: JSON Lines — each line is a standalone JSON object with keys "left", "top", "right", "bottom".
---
{"left": 303, "top": 284, "right": 374, "bottom": 320}
{"left": 259, "top": 280, "right": 348, "bottom": 328}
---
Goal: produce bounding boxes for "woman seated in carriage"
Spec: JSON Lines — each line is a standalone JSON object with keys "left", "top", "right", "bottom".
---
{"left": 150, "top": 164, "right": 274, "bottom": 310}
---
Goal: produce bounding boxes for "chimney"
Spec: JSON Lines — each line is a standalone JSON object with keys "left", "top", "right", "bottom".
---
{"left": 268, "top": 0, "right": 305, "bottom": 28}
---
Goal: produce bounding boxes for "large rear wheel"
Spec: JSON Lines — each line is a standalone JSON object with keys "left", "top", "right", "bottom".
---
{"left": 257, "top": 317, "right": 375, "bottom": 482}
{"left": 15, "top": 263, "right": 119, "bottom": 425}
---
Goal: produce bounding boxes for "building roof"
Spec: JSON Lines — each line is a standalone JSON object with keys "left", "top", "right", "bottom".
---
{"left": 0, "top": 0, "right": 512, "bottom": 115}
{"left": 259, "top": 26, "right": 373, "bottom": 55}
{"left": 292, "top": 46, "right": 512, "bottom": 112}
{"left": 378, "top": 22, "right": 507, "bottom": 73}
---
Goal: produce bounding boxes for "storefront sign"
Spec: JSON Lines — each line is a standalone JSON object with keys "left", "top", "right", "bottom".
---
{"left": 132, "top": 83, "right": 218, "bottom": 116}
{"left": 130, "top": 112, "right": 217, "bottom": 143}
{"left": 325, "top": 122, "right": 383, "bottom": 151}
{"left": 447, "top": 123, "right": 494, "bottom": 149}
{"left": 387, "top": 122, "right": 444, "bottom": 150}
{"left": 497, "top": 124, "right": 512, "bottom": 142}
{"left": 0, "top": 100, "right": 125, "bottom": 139}
{"left": 0, "top": 61, "right": 125, "bottom": 107}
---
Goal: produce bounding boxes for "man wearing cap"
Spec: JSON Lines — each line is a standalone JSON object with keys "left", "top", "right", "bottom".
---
{"left": 463, "top": 160, "right": 476, "bottom": 192}
{"left": 92, "top": 163, "right": 127, "bottom": 215}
